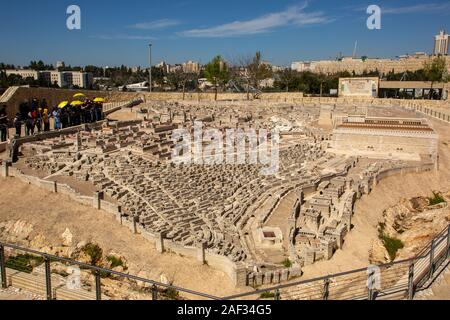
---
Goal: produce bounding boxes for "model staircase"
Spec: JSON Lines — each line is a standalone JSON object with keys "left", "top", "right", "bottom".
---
{"left": 0, "top": 86, "right": 20, "bottom": 103}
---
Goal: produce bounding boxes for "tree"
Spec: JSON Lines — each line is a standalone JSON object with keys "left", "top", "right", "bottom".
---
{"left": 28, "top": 60, "right": 54, "bottom": 71}
{"left": 167, "top": 70, "right": 197, "bottom": 99}
{"left": 245, "top": 52, "right": 273, "bottom": 99}
{"left": 424, "top": 56, "right": 447, "bottom": 99}
{"left": 150, "top": 66, "right": 166, "bottom": 90}
{"left": 167, "top": 69, "right": 184, "bottom": 91}
{"left": 276, "top": 69, "right": 297, "bottom": 92}
{"left": 204, "top": 55, "right": 229, "bottom": 100}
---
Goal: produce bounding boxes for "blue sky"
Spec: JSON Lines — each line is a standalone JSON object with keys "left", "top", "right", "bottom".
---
{"left": 0, "top": 0, "right": 449, "bottom": 67}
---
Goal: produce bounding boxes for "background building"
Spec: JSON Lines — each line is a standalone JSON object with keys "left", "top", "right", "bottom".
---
{"left": 292, "top": 31, "right": 450, "bottom": 75}
{"left": 3, "top": 69, "right": 93, "bottom": 88}
{"left": 5, "top": 69, "right": 39, "bottom": 80}
{"left": 182, "top": 60, "right": 200, "bottom": 74}
{"left": 339, "top": 77, "right": 379, "bottom": 97}
{"left": 434, "top": 30, "right": 449, "bottom": 56}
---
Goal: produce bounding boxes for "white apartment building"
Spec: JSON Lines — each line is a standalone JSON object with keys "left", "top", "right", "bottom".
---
{"left": 5, "top": 69, "right": 39, "bottom": 80}
{"left": 434, "top": 30, "right": 449, "bottom": 56}
{"left": 182, "top": 60, "right": 200, "bottom": 74}
{"left": 4, "top": 69, "right": 93, "bottom": 88}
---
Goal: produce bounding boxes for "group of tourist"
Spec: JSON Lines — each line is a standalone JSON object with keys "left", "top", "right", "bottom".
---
{"left": 50, "top": 100, "right": 104, "bottom": 131}
{"left": 8, "top": 98, "right": 104, "bottom": 138}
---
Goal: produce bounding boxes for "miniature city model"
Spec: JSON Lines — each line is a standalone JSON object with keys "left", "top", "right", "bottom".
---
{"left": 7, "top": 101, "right": 439, "bottom": 287}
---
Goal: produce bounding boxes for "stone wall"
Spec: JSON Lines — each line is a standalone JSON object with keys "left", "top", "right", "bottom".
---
{"left": 0, "top": 87, "right": 113, "bottom": 119}
{"left": 2, "top": 86, "right": 450, "bottom": 121}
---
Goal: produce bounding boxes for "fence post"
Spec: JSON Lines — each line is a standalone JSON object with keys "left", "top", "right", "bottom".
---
{"left": 447, "top": 225, "right": 450, "bottom": 259}
{"left": 95, "top": 271, "right": 102, "bottom": 301}
{"left": 368, "top": 271, "right": 375, "bottom": 301}
{"left": 133, "top": 216, "right": 138, "bottom": 234}
{"left": 152, "top": 284, "right": 158, "bottom": 300}
{"left": 428, "top": 239, "right": 436, "bottom": 281}
{"left": 408, "top": 263, "right": 415, "bottom": 300}
{"left": 44, "top": 257, "right": 52, "bottom": 300}
{"left": 275, "top": 289, "right": 281, "bottom": 301}
{"left": 323, "top": 278, "right": 330, "bottom": 300}
{"left": 0, "top": 245, "right": 7, "bottom": 289}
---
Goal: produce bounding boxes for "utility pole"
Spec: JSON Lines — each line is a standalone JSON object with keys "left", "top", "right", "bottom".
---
{"left": 149, "top": 43, "right": 152, "bottom": 93}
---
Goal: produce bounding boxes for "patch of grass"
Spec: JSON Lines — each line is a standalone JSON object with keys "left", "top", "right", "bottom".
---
{"left": 82, "top": 243, "right": 103, "bottom": 266}
{"left": 282, "top": 258, "right": 292, "bottom": 268}
{"left": 428, "top": 192, "right": 446, "bottom": 206}
{"left": 260, "top": 291, "right": 276, "bottom": 299}
{"left": 106, "top": 255, "right": 126, "bottom": 270}
{"left": 378, "top": 224, "right": 404, "bottom": 261}
{"left": 5, "top": 254, "right": 45, "bottom": 274}
{"left": 164, "top": 288, "right": 180, "bottom": 300}
{"left": 380, "top": 234, "right": 404, "bottom": 261}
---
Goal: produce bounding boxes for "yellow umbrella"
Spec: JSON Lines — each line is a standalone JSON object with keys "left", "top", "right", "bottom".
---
{"left": 93, "top": 97, "right": 105, "bottom": 103}
{"left": 58, "top": 101, "right": 69, "bottom": 108}
{"left": 70, "top": 100, "right": 84, "bottom": 106}
{"left": 73, "top": 93, "right": 85, "bottom": 98}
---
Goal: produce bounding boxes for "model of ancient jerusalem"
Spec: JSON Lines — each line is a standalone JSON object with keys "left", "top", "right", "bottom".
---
{"left": 0, "top": 2, "right": 449, "bottom": 303}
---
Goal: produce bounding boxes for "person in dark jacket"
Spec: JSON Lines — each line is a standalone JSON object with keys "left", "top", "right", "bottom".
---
{"left": 13, "top": 113, "right": 22, "bottom": 137}
{"left": 0, "top": 106, "right": 7, "bottom": 142}
{"left": 25, "top": 112, "right": 34, "bottom": 136}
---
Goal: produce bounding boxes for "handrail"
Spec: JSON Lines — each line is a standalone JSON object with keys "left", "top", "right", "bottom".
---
{"left": 0, "top": 241, "right": 221, "bottom": 300}
{"left": 222, "top": 224, "right": 450, "bottom": 300}
{"left": 1, "top": 225, "right": 448, "bottom": 300}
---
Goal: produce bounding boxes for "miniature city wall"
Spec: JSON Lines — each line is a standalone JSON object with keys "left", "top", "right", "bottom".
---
{"left": 2, "top": 86, "right": 450, "bottom": 120}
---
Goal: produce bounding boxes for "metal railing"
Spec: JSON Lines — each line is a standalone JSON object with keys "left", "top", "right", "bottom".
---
{"left": 222, "top": 224, "right": 450, "bottom": 300}
{"left": 1, "top": 225, "right": 448, "bottom": 300}
{"left": 0, "top": 243, "right": 220, "bottom": 300}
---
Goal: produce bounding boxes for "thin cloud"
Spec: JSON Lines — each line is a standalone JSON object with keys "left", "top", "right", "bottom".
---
{"left": 351, "top": 2, "right": 450, "bottom": 14}
{"left": 127, "top": 19, "right": 181, "bottom": 30}
{"left": 179, "top": 4, "right": 330, "bottom": 38}
{"left": 383, "top": 2, "right": 450, "bottom": 14}
{"left": 91, "top": 34, "right": 157, "bottom": 40}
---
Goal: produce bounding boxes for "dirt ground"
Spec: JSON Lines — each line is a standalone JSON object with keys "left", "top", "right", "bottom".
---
{"left": 0, "top": 176, "right": 250, "bottom": 298}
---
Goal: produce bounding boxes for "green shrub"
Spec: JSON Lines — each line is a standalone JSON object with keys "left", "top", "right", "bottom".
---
{"left": 378, "top": 223, "right": 404, "bottom": 261}
{"left": 5, "top": 254, "right": 44, "bottom": 273}
{"left": 82, "top": 243, "right": 103, "bottom": 265}
{"left": 260, "top": 291, "right": 276, "bottom": 299}
{"left": 282, "top": 258, "right": 292, "bottom": 268}
{"left": 379, "top": 233, "right": 404, "bottom": 261}
{"left": 164, "top": 287, "right": 180, "bottom": 300}
{"left": 106, "top": 255, "right": 126, "bottom": 270}
{"left": 428, "top": 192, "right": 446, "bottom": 206}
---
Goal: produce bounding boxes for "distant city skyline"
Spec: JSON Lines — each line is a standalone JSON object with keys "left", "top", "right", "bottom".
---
{"left": 0, "top": 0, "right": 449, "bottom": 67}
